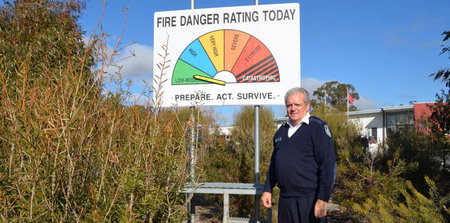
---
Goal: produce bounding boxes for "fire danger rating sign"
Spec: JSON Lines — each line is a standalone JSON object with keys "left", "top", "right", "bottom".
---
{"left": 153, "top": 3, "right": 300, "bottom": 107}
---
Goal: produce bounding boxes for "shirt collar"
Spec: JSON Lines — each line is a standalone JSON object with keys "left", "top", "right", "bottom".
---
{"left": 287, "top": 112, "right": 310, "bottom": 128}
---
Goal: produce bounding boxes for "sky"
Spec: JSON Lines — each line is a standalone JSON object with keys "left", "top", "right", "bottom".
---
{"left": 79, "top": 0, "right": 449, "bottom": 126}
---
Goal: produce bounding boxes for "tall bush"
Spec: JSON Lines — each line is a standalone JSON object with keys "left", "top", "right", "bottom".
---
{"left": 198, "top": 106, "right": 276, "bottom": 218}
{"left": 0, "top": 1, "right": 191, "bottom": 222}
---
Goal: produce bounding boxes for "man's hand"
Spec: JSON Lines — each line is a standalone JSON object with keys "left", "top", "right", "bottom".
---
{"left": 261, "top": 192, "right": 272, "bottom": 208}
{"left": 314, "top": 199, "right": 328, "bottom": 219}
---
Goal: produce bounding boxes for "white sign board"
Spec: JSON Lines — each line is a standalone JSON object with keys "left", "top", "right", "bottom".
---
{"left": 153, "top": 3, "right": 300, "bottom": 107}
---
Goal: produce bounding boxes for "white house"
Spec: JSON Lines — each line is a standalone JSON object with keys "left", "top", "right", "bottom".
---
{"left": 348, "top": 104, "right": 415, "bottom": 147}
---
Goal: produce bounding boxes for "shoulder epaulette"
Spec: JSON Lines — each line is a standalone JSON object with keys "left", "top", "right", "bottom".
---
{"left": 309, "top": 116, "right": 326, "bottom": 125}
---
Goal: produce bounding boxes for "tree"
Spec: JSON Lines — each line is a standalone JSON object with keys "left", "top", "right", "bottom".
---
{"left": 428, "top": 30, "right": 450, "bottom": 173}
{"left": 429, "top": 30, "right": 450, "bottom": 137}
{"left": 0, "top": 0, "right": 95, "bottom": 89}
{"left": 430, "top": 31, "right": 450, "bottom": 89}
{"left": 311, "top": 80, "right": 359, "bottom": 112}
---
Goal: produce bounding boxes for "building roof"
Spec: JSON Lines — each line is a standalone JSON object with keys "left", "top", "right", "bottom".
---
{"left": 348, "top": 104, "right": 415, "bottom": 116}
{"left": 381, "top": 104, "right": 413, "bottom": 111}
{"left": 347, "top": 109, "right": 382, "bottom": 116}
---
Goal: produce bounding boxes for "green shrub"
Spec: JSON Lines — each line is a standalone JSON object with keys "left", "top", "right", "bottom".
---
{"left": 383, "top": 128, "right": 448, "bottom": 195}
{"left": 353, "top": 177, "right": 448, "bottom": 223}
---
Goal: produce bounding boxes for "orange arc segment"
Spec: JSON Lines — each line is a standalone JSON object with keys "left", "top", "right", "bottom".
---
{"left": 224, "top": 30, "right": 251, "bottom": 71}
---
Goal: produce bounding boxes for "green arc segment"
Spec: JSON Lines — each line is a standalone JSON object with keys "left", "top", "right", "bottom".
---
{"left": 172, "top": 60, "right": 213, "bottom": 85}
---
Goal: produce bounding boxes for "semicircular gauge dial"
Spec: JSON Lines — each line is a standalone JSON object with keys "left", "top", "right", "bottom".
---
{"left": 172, "top": 29, "right": 279, "bottom": 85}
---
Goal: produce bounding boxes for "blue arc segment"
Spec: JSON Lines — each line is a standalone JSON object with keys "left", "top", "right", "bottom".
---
{"left": 180, "top": 39, "right": 217, "bottom": 77}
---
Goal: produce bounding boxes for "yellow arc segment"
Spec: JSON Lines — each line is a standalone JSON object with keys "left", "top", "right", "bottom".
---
{"left": 193, "top": 75, "right": 226, "bottom": 86}
{"left": 199, "top": 30, "right": 224, "bottom": 72}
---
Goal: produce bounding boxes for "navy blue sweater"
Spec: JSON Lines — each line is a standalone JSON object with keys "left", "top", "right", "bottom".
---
{"left": 263, "top": 116, "right": 336, "bottom": 201}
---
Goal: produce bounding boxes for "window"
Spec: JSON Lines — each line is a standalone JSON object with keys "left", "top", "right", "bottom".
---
{"left": 386, "top": 111, "right": 414, "bottom": 136}
{"left": 371, "top": 127, "right": 377, "bottom": 142}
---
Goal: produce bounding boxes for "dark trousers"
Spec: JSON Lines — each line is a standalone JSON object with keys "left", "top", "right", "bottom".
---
{"left": 278, "top": 196, "right": 326, "bottom": 223}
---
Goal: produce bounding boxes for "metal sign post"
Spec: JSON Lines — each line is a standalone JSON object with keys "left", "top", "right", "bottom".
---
{"left": 254, "top": 105, "right": 260, "bottom": 219}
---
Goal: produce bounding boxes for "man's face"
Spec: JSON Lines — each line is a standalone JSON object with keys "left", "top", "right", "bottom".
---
{"left": 286, "top": 93, "right": 310, "bottom": 126}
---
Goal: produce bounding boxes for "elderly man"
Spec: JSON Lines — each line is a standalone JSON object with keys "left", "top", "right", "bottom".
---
{"left": 261, "top": 87, "right": 336, "bottom": 223}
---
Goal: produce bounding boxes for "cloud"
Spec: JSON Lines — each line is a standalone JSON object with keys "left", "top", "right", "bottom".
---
{"left": 301, "top": 77, "right": 325, "bottom": 96}
{"left": 385, "top": 35, "right": 408, "bottom": 46}
{"left": 354, "top": 96, "right": 377, "bottom": 110}
{"left": 397, "top": 93, "right": 418, "bottom": 99}
{"left": 382, "top": 14, "right": 442, "bottom": 48}
{"left": 112, "top": 43, "right": 154, "bottom": 80}
{"left": 98, "top": 43, "right": 154, "bottom": 97}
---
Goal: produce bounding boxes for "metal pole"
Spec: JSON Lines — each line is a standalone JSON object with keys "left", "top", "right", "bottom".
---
{"left": 223, "top": 193, "right": 230, "bottom": 223}
{"left": 254, "top": 105, "right": 260, "bottom": 183}
{"left": 254, "top": 105, "right": 260, "bottom": 220}
{"left": 188, "top": 3, "right": 195, "bottom": 221}
{"left": 190, "top": 107, "right": 196, "bottom": 180}
{"left": 189, "top": 106, "right": 195, "bottom": 223}
{"left": 346, "top": 88, "right": 349, "bottom": 120}
{"left": 382, "top": 108, "right": 386, "bottom": 148}
{"left": 254, "top": 1, "right": 260, "bottom": 221}
{"left": 190, "top": 0, "right": 196, "bottom": 182}
{"left": 254, "top": 0, "right": 260, "bottom": 218}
